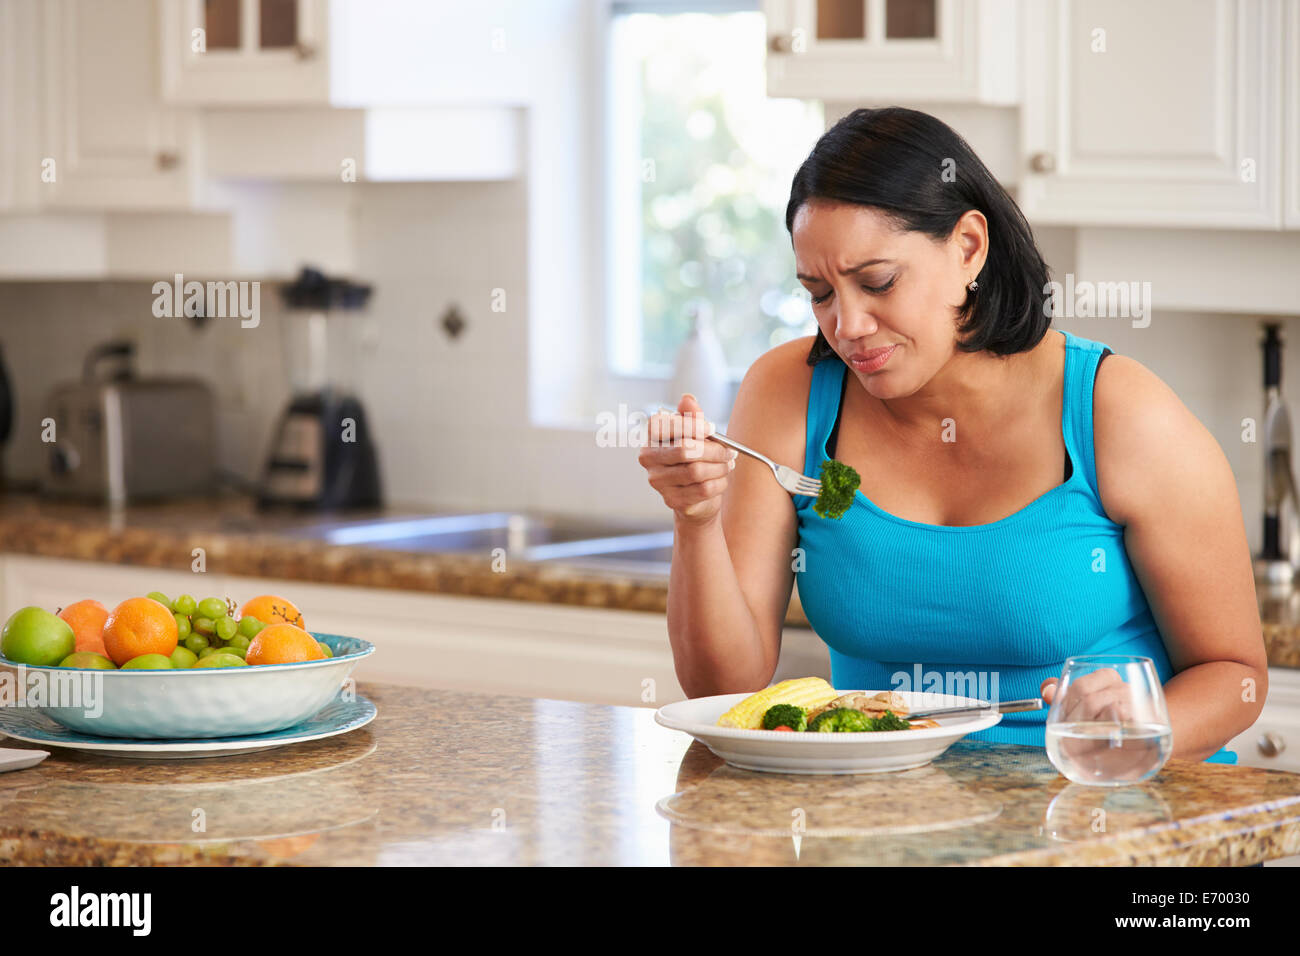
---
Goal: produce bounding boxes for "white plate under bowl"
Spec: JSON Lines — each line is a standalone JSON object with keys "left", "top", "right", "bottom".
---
{"left": 655, "top": 690, "right": 1001, "bottom": 774}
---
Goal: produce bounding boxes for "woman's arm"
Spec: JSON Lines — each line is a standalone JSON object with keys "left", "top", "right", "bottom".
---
{"left": 1076, "top": 352, "right": 1268, "bottom": 760}
{"left": 662, "top": 339, "right": 813, "bottom": 697}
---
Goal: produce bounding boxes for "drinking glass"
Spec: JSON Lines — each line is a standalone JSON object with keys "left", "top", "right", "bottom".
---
{"left": 1044, "top": 655, "right": 1173, "bottom": 787}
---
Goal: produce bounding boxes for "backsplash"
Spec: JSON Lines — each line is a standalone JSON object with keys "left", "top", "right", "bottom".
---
{"left": 0, "top": 182, "right": 1296, "bottom": 550}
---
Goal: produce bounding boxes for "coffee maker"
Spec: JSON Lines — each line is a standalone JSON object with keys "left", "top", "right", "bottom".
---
{"left": 258, "top": 267, "right": 382, "bottom": 511}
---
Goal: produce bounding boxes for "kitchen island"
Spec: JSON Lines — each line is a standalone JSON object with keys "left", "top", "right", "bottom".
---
{"left": 1, "top": 682, "right": 1298, "bottom": 866}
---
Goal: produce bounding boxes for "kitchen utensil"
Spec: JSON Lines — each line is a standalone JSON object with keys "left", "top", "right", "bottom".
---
{"left": 1255, "top": 324, "right": 1299, "bottom": 587}
{"left": 905, "top": 697, "right": 1044, "bottom": 721}
{"left": 0, "top": 695, "right": 375, "bottom": 759}
{"left": 260, "top": 267, "right": 382, "bottom": 510}
{"left": 0, "top": 633, "right": 374, "bottom": 739}
{"left": 41, "top": 339, "right": 215, "bottom": 505}
{"left": 1044, "top": 655, "right": 1172, "bottom": 787}
{"left": 655, "top": 689, "right": 1001, "bottom": 774}
{"left": 654, "top": 406, "right": 821, "bottom": 497}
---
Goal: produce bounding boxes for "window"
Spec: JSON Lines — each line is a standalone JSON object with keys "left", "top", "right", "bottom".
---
{"left": 606, "top": 1, "right": 825, "bottom": 381}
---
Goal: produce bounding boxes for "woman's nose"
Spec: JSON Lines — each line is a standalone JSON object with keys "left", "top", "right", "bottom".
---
{"left": 835, "top": 301, "right": 878, "bottom": 340}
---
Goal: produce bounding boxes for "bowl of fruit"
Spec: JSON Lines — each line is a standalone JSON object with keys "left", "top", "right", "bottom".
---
{"left": 0, "top": 591, "right": 374, "bottom": 739}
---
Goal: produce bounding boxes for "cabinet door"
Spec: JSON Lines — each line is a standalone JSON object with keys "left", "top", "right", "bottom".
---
{"left": 764, "top": 0, "right": 1018, "bottom": 104}
{"left": 1286, "top": 0, "right": 1300, "bottom": 228}
{"left": 41, "top": 0, "right": 196, "bottom": 210}
{"left": 1020, "top": 0, "right": 1283, "bottom": 228}
{"left": 160, "top": 0, "right": 330, "bottom": 104}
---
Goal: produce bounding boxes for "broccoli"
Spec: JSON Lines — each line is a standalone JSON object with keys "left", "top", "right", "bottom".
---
{"left": 868, "top": 710, "right": 912, "bottom": 732}
{"left": 809, "top": 707, "right": 874, "bottom": 733}
{"left": 762, "top": 703, "right": 807, "bottom": 731}
{"left": 814, "top": 459, "right": 861, "bottom": 520}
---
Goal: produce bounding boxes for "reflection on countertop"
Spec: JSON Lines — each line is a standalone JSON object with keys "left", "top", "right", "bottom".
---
{"left": 1, "top": 683, "right": 1297, "bottom": 866}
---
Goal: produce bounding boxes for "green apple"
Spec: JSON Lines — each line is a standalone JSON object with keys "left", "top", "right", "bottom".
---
{"left": 121, "top": 654, "right": 174, "bottom": 670}
{"left": 192, "top": 652, "right": 247, "bottom": 669}
{"left": 1, "top": 607, "right": 76, "bottom": 666}
{"left": 169, "top": 646, "right": 198, "bottom": 669}
{"left": 58, "top": 651, "right": 117, "bottom": 670}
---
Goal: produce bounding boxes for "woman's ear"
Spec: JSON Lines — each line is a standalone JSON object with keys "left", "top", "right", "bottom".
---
{"left": 952, "top": 209, "right": 989, "bottom": 275}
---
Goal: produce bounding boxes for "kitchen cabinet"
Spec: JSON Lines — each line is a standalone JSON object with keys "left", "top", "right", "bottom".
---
{"left": 1286, "top": 0, "right": 1300, "bottom": 227}
{"left": 762, "top": 0, "right": 1019, "bottom": 104}
{"left": 1227, "top": 667, "right": 1300, "bottom": 774}
{"left": 1019, "top": 0, "right": 1285, "bottom": 229}
{"left": 39, "top": 0, "right": 198, "bottom": 210}
{"left": 159, "top": 0, "right": 331, "bottom": 104}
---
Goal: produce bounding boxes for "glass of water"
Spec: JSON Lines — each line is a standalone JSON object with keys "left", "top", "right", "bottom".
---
{"left": 1045, "top": 655, "right": 1173, "bottom": 787}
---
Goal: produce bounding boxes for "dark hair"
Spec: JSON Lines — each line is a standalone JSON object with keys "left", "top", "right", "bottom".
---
{"left": 786, "top": 107, "right": 1051, "bottom": 365}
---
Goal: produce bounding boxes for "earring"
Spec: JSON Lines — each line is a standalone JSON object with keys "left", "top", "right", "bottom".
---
{"left": 967, "top": 278, "right": 979, "bottom": 293}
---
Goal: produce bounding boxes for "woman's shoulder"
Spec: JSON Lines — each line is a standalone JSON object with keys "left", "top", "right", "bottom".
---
{"left": 1092, "top": 349, "right": 1228, "bottom": 526}
{"left": 728, "top": 336, "right": 819, "bottom": 467}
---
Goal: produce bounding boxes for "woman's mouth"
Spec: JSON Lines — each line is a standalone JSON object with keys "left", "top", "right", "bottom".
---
{"left": 848, "top": 345, "right": 897, "bottom": 373}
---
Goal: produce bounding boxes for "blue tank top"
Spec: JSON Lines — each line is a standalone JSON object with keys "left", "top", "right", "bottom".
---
{"left": 792, "top": 329, "right": 1236, "bottom": 763}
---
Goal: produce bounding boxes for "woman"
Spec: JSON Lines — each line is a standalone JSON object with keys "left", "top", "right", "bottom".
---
{"left": 638, "top": 107, "right": 1266, "bottom": 763}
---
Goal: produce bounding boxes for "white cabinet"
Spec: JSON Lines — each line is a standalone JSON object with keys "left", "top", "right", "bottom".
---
{"left": 159, "top": 0, "right": 330, "bottom": 104}
{"left": 1286, "top": 0, "right": 1300, "bottom": 227}
{"left": 1019, "top": 0, "right": 1284, "bottom": 229}
{"left": 40, "top": 0, "right": 197, "bottom": 210}
{"left": 1227, "top": 667, "right": 1300, "bottom": 773}
{"left": 763, "top": 0, "right": 1018, "bottom": 104}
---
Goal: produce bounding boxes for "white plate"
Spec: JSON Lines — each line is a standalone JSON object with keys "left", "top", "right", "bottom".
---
{"left": 655, "top": 690, "right": 1001, "bottom": 774}
{"left": 0, "top": 747, "right": 49, "bottom": 772}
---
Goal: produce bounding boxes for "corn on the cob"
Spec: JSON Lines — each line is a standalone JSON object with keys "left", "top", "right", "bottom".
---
{"left": 716, "top": 677, "right": 838, "bottom": 729}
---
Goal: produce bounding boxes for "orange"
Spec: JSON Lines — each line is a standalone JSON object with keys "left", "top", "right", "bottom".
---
{"left": 102, "top": 597, "right": 179, "bottom": 666}
{"left": 58, "top": 599, "right": 109, "bottom": 655}
{"left": 245, "top": 623, "right": 325, "bottom": 666}
{"left": 239, "top": 594, "right": 306, "bottom": 630}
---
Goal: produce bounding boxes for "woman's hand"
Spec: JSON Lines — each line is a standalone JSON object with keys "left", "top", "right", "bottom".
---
{"left": 1040, "top": 670, "right": 1134, "bottom": 725}
{"left": 637, "top": 393, "right": 738, "bottom": 526}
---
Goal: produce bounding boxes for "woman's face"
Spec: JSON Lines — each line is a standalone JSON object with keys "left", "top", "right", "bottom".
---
{"left": 791, "top": 199, "right": 986, "bottom": 399}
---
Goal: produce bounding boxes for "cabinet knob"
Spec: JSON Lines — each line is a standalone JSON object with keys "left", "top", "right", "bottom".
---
{"left": 295, "top": 42, "right": 317, "bottom": 61}
{"left": 1029, "top": 152, "right": 1056, "bottom": 174}
{"left": 156, "top": 151, "right": 180, "bottom": 171}
{"left": 769, "top": 34, "right": 792, "bottom": 53}
{"left": 1257, "top": 731, "right": 1286, "bottom": 757}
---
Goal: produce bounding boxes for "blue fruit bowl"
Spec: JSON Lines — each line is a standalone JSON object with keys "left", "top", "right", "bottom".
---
{"left": 0, "top": 633, "right": 374, "bottom": 739}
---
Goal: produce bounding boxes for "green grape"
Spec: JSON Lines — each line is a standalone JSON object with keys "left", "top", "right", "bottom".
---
{"left": 192, "top": 616, "right": 216, "bottom": 636}
{"left": 317, "top": 641, "right": 333, "bottom": 659}
{"left": 184, "top": 634, "right": 209, "bottom": 654}
{"left": 226, "top": 634, "right": 251, "bottom": 651}
{"left": 218, "top": 643, "right": 246, "bottom": 659}
{"left": 215, "top": 615, "right": 238, "bottom": 641}
{"left": 198, "top": 646, "right": 219, "bottom": 658}
{"left": 237, "top": 615, "right": 265, "bottom": 638}
{"left": 174, "top": 614, "right": 191, "bottom": 639}
{"left": 146, "top": 591, "right": 171, "bottom": 607}
{"left": 173, "top": 594, "right": 197, "bottom": 616}
{"left": 197, "top": 598, "right": 227, "bottom": 620}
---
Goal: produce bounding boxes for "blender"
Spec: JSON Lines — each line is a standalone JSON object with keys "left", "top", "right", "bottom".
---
{"left": 258, "top": 267, "right": 382, "bottom": 510}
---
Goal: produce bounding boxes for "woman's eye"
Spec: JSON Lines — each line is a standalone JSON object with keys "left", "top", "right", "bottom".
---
{"left": 810, "top": 290, "right": 832, "bottom": 305}
{"left": 863, "top": 276, "right": 896, "bottom": 295}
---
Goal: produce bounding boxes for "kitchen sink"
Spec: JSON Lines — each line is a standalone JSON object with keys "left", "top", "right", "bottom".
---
{"left": 288, "top": 511, "right": 674, "bottom": 574}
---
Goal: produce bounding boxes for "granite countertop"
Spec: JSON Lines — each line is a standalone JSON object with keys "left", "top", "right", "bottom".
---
{"left": 0, "top": 682, "right": 1297, "bottom": 866}
{"left": 0, "top": 494, "right": 1297, "bottom": 667}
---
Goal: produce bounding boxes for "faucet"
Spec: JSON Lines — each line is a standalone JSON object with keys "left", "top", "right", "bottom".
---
{"left": 1256, "top": 324, "right": 1300, "bottom": 587}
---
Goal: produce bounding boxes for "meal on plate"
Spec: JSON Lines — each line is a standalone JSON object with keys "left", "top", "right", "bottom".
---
{"left": 715, "top": 677, "right": 940, "bottom": 733}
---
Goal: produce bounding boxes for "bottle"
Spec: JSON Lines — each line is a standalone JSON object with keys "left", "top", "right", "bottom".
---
{"left": 669, "top": 300, "right": 730, "bottom": 423}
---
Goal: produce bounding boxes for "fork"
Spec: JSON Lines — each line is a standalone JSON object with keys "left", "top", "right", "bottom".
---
{"left": 652, "top": 407, "right": 822, "bottom": 498}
